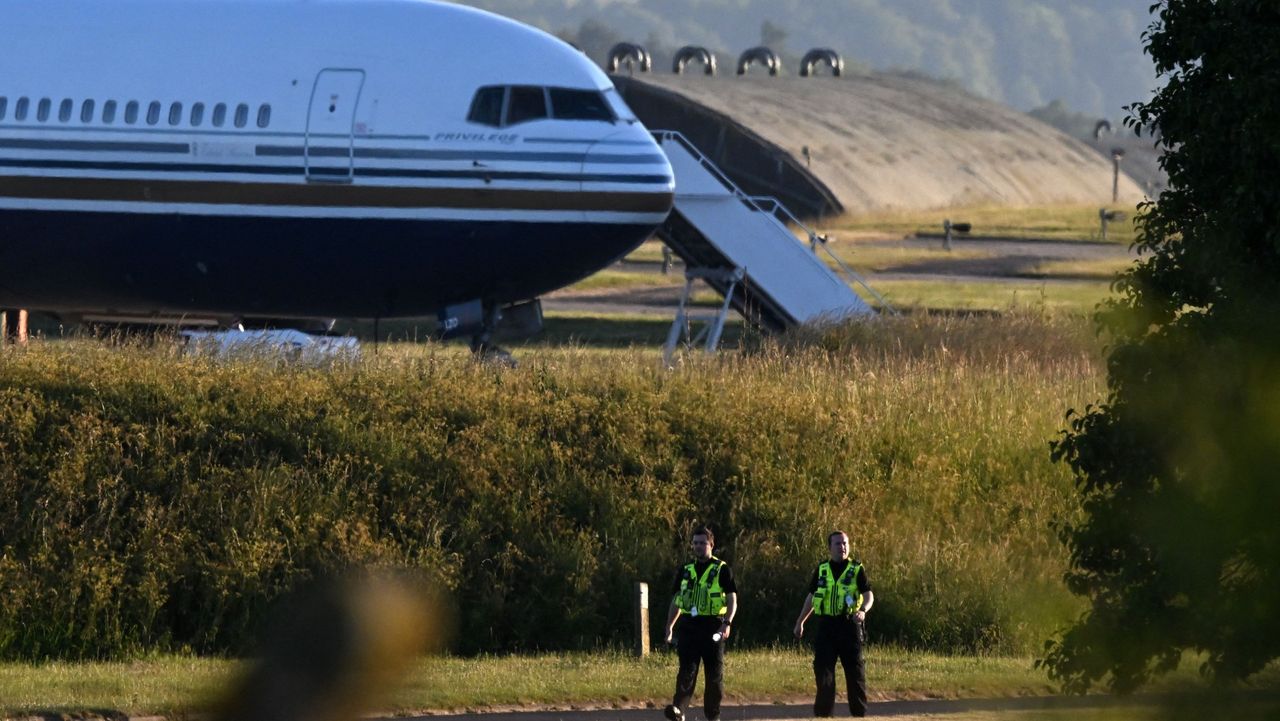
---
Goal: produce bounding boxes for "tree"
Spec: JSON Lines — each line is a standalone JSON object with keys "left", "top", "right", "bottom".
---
{"left": 1043, "top": 1, "right": 1280, "bottom": 694}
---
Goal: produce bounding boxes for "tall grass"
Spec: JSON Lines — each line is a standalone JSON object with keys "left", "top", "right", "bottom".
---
{"left": 0, "top": 314, "right": 1101, "bottom": 660}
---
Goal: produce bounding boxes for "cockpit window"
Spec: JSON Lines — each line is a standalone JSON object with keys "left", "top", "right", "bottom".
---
{"left": 602, "top": 88, "right": 637, "bottom": 122}
{"left": 550, "top": 88, "right": 614, "bottom": 122}
{"left": 467, "top": 85, "right": 617, "bottom": 128}
{"left": 505, "top": 86, "right": 548, "bottom": 126}
{"left": 467, "top": 86, "right": 505, "bottom": 127}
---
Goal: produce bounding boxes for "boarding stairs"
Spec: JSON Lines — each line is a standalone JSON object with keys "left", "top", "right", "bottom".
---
{"left": 653, "top": 131, "right": 888, "bottom": 361}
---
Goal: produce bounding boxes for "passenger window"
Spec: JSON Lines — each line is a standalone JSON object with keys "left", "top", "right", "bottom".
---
{"left": 168, "top": 102, "right": 183, "bottom": 126}
{"left": 125, "top": 100, "right": 139, "bottom": 124}
{"left": 102, "top": 100, "right": 117, "bottom": 124}
{"left": 256, "top": 104, "right": 271, "bottom": 128}
{"left": 37, "top": 98, "right": 51, "bottom": 122}
{"left": 15, "top": 97, "right": 29, "bottom": 121}
{"left": 550, "top": 88, "right": 614, "bottom": 122}
{"left": 190, "top": 102, "right": 205, "bottom": 127}
{"left": 146, "top": 101, "right": 161, "bottom": 125}
{"left": 212, "top": 103, "right": 227, "bottom": 127}
{"left": 80, "top": 99, "right": 95, "bottom": 123}
{"left": 58, "top": 98, "right": 73, "bottom": 122}
{"left": 505, "top": 86, "right": 548, "bottom": 126}
{"left": 0, "top": 97, "right": 7, "bottom": 121}
{"left": 233, "top": 103, "right": 248, "bottom": 128}
{"left": 467, "top": 86, "right": 505, "bottom": 127}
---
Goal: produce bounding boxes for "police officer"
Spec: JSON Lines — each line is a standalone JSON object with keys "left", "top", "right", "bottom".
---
{"left": 662, "top": 525, "right": 738, "bottom": 721}
{"left": 793, "top": 530, "right": 874, "bottom": 718}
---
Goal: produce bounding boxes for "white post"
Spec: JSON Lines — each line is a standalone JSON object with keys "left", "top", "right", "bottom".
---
{"left": 634, "top": 582, "right": 650, "bottom": 658}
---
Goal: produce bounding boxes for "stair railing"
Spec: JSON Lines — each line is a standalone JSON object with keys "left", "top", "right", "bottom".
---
{"left": 656, "top": 130, "right": 895, "bottom": 314}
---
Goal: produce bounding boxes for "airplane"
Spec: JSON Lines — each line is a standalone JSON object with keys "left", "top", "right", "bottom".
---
{"left": 0, "top": 0, "right": 675, "bottom": 351}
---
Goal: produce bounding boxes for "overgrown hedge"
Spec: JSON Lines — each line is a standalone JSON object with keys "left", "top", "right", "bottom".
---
{"left": 0, "top": 317, "right": 1099, "bottom": 660}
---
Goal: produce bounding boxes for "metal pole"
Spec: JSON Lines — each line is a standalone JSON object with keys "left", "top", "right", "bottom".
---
{"left": 1099, "top": 208, "right": 1108, "bottom": 242}
{"left": 706, "top": 280, "right": 737, "bottom": 353}
{"left": 1112, "top": 157, "right": 1120, "bottom": 204}
{"left": 0, "top": 310, "right": 7, "bottom": 345}
{"left": 943, "top": 219, "right": 953, "bottom": 251}
{"left": 1110, "top": 148, "right": 1126, "bottom": 204}
{"left": 634, "top": 582, "right": 650, "bottom": 658}
{"left": 663, "top": 277, "right": 695, "bottom": 368}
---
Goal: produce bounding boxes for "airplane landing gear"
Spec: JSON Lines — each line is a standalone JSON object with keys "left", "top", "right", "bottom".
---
{"left": 469, "top": 304, "right": 516, "bottom": 367}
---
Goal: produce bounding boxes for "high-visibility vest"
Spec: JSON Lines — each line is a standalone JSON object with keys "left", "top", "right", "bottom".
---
{"left": 812, "top": 560, "right": 863, "bottom": 617}
{"left": 675, "top": 557, "right": 728, "bottom": 617}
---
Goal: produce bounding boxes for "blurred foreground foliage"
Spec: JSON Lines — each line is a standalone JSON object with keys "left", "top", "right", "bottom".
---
{"left": 0, "top": 314, "right": 1099, "bottom": 661}
{"left": 1044, "top": 1, "right": 1280, "bottom": 694}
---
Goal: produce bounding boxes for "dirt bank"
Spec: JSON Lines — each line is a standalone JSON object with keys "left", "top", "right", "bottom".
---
{"left": 619, "top": 73, "right": 1146, "bottom": 215}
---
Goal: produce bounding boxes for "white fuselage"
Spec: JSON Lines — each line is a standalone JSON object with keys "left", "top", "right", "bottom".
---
{"left": 0, "top": 0, "right": 673, "bottom": 321}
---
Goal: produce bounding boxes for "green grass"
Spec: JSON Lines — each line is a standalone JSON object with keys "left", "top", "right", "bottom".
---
{"left": 829, "top": 243, "right": 997, "bottom": 273}
{"left": 0, "top": 656, "right": 227, "bottom": 718}
{"left": 324, "top": 648, "right": 1070, "bottom": 710}
{"left": 825, "top": 244, "right": 1132, "bottom": 282}
{"left": 623, "top": 240, "right": 675, "bottom": 264}
{"left": 1030, "top": 257, "right": 1134, "bottom": 280}
{"left": 564, "top": 268, "right": 683, "bottom": 292}
{"left": 528, "top": 312, "right": 744, "bottom": 349}
{"left": 868, "top": 279, "right": 1112, "bottom": 314}
{"left": 823, "top": 203, "right": 1141, "bottom": 245}
{"left": 3, "top": 649, "right": 1276, "bottom": 718}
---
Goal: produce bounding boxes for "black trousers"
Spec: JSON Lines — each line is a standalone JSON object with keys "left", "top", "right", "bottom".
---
{"left": 672, "top": 621, "right": 725, "bottom": 719}
{"left": 812, "top": 617, "right": 866, "bottom": 717}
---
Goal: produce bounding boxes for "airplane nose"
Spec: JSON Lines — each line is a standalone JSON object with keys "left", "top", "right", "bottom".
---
{"left": 582, "top": 127, "right": 675, "bottom": 216}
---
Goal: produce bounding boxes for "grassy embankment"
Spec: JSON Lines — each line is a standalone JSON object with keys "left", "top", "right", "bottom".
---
{"left": 4, "top": 316, "right": 1280, "bottom": 717}
{"left": 2, "top": 315, "right": 1096, "bottom": 657}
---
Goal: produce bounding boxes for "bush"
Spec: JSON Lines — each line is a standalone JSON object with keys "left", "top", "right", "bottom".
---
{"left": 0, "top": 318, "right": 1097, "bottom": 659}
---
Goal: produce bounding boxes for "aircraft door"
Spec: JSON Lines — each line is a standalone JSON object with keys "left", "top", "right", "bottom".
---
{"left": 305, "top": 69, "right": 366, "bottom": 183}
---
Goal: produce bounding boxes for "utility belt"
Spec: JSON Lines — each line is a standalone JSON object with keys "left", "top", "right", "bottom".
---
{"left": 815, "top": 614, "right": 866, "bottom": 643}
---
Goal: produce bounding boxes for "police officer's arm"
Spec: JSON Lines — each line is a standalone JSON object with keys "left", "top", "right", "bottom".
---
{"left": 718, "top": 592, "right": 737, "bottom": 639}
{"left": 855, "top": 564, "right": 874, "bottom": 622}
{"left": 856, "top": 590, "right": 874, "bottom": 622}
{"left": 664, "top": 598, "right": 681, "bottom": 644}
{"left": 793, "top": 593, "right": 815, "bottom": 639}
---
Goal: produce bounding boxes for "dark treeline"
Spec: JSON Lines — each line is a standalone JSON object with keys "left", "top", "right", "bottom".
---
{"left": 459, "top": 0, "right": 1155, "bottom": 120}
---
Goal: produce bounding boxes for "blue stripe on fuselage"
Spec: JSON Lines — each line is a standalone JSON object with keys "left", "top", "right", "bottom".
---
{"left": 0, "top": 158, "right": 672, "bottom": 185}
{"left": 258, "top": 145, "right": 669, "bottom": 165}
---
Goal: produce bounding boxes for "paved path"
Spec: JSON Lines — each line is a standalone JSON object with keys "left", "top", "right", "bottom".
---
{"left": 392, "top": 692, "right": 1236, "bottom": 721}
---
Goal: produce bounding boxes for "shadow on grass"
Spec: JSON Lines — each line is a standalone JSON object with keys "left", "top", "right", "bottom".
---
{"left": 10, "top": 709, "right": 129, "bottom": 721}
{"left": 335, "top": 315, "right": 745, "bottom": 350}
{"left": 525, "top": 315, "right": 744, "bottom": 349}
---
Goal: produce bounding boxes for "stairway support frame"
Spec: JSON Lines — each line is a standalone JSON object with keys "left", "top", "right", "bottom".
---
{"left": 663, "top": 266, "right": 745, "bottom": 367}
